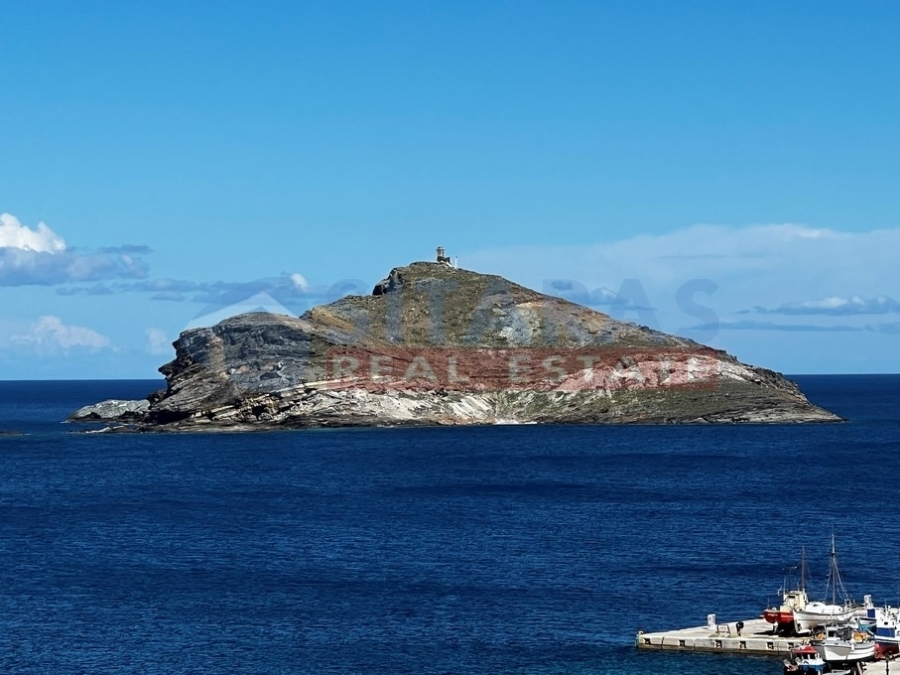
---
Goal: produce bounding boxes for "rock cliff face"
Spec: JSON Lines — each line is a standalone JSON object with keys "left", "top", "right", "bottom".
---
{"left": 73, "top": 262, "right": 841, "bottom": 429}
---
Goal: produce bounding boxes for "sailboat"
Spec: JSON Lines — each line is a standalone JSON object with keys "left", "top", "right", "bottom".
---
{"left": 764, "top": 548, "right": 810, "bottom": 630}
{"left": 793, "top": 536, "right": 857, "bottom": 634}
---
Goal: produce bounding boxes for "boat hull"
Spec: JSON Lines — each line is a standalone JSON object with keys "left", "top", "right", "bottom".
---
{"left": 811, "top": 624, "right": 876, "bottom": 663}
{"left": 812, "top": 640, "right": 875, "bottom": 663}
{"left": 874, "top": 606, "right": 900, "bottom": 655}
{"left": 766, "top": 587, "right": 809, "bottom": 629}
{"left": 783, "top": 661, "right": 826, "bottom": 674}
{"left": 794, "top": 603, "right": 856, "bottom": 633}
{"left": 765, "top": 609, "right": 795, "bottom": 624}
{"left": 876, "top": 640, "right": 899, "bottom": 657}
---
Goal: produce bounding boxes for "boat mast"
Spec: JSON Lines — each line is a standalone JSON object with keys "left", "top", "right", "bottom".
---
{"left": 830, "top": 534, "right": 837, "bottom": 605}
{"left": 827, "top": 533, "right": 850, "bottom": 606}
{"left": 800, "top": 546, "right": 807, "bottom": 592}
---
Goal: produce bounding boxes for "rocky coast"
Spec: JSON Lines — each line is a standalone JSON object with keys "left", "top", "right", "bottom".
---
{"left": 70, "top": 261, "right": 841, "bottom": 430}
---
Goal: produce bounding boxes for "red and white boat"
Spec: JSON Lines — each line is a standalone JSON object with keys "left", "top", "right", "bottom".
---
{"left": 783, "top": 644, "right": 826, "bottom": 674}
{"left": 765, "top": 588, "right": 810, "bottom": 625}
{"left": 764, "top": 548, "right": 810, "bottom": 629}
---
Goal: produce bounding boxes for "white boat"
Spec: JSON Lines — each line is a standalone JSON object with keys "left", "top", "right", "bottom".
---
{"left": 794, "top": 602, "right": 857, "bottom": 633}
{"left": 793, "top": 536, "right": 858, "bottom": 634}
{"left": 810, "top": 623, "right": 876, "bottom": 663}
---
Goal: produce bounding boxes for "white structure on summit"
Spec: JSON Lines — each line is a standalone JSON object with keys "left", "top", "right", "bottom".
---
{"left": 436, "top": 246, "right": 452, "bottom": 265}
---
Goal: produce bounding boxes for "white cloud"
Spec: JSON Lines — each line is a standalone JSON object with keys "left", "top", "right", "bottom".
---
{"left": 9, "top": 315, "right": 111, "bottom": 352}
{"left": 759, "top": 295, "right": 900, "bottom": 316}
{"left": 145, "top": 327, "right": 171, "bottom": 355}
{"left": 0, "top": 213, "right": 66, "bottom": 252}
{"left": 290, "top": 272, "right": 310, "bottom": 291}
{"left": 0, "top": 213, "right": 149, "bottom": 285}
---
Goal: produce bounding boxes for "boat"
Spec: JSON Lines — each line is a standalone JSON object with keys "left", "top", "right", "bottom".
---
{"left": 868, "top": 603, "right": 900, "bottom": 656}
{"left": 783, "top": 644, "right": 826, "bottom": 674}
{"left": 764, "top": 587, "right": 810, "bottom": 627}
{"left": 793, "top": 537, "right": 858, "bottom": 634}
{"left": 765, "top": 549, "right": 810, "bottom": 631}
{"left": 810, "top": 623, "right": 876, "bottom": 663}
{"left": 863, "top": 565, "right": 900, "bottom": 656}
{"left": 794, "top": 602, "right": 857, "bottom": 633}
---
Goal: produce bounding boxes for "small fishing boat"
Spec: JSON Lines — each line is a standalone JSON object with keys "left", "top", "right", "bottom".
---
{"left": 869, "top": 604, "right": 900, "bottom": 656}
{"left": 766, "top": 588, "right": 810, "bottom": 626}
{"left": 783, "top": 644, "right": 825, "bottom": 674}
{"left": 810, "top": 623, "right": 876, "bottom": 663}
{"left": 765, "top": 549, "right": 810, "bottom": 631}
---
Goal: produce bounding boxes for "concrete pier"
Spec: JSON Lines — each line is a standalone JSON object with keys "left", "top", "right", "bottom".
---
{"left": 636, "top": 617, "right": 808, "bottom": 656}
{"left": 863, "top": 660, "right": 900, "bottom": 674}
{"left": 636, "top": 616, "right": 900, "bottom": 672}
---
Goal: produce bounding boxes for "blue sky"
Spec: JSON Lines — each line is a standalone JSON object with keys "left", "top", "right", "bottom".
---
{"left": 1, "top": 1, "right": 898, "bottom": 378}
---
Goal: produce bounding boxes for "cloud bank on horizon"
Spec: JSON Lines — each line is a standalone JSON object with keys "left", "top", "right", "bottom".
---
{"left": 1, "top": 315, "right": 110, "bottom": 353}
{"left": 0, "top": 213, "right": 336, "bottom": 375}
{"left": 754, "top": 295, "right": 900, "bottom": 316}
{"left": 0, "top": 213, "right": 150, "bottom": 285}
{"left": 15, "top": 212, "right": 895, "bottom": 333}
{"left": 463, "top": 223, "right": 896, "bottom": 309}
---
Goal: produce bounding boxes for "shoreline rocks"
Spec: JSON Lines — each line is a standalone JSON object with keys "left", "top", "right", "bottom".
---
{"left": 69, "top": 399, "right": 150, "bottom": 422}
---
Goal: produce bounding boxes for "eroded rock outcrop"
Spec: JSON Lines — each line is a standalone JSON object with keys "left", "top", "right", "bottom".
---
{"left": 69, "top": 399, "right": 150, "bottom": 421}
{"left": 70, "top": 262, "right": 841, "bottom": 429}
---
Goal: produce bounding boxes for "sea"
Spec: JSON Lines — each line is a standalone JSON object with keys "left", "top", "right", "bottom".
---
{"left": 1, "top": 375, "right": 899, "bottom": 675}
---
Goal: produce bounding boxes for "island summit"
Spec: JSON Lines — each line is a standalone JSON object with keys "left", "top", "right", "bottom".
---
{"left": 71, "top": 249, "right": 841, "bottom": 429}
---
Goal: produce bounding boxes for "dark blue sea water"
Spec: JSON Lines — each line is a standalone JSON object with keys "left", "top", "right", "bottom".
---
{"left": 1, "top": 376, "right": 899, "bottom": 674}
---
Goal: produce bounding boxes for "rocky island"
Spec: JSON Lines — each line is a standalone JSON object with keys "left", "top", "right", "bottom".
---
{"left": 71, "top": 257, "right": 841, "bottom": 430}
